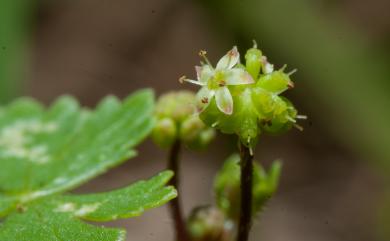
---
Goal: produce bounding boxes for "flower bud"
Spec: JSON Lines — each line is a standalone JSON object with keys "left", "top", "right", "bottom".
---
{"left": 187, "top": 206, "right": 232, "bottom": 241}
{"left": 180, "top": 115, "right": 216, "bottom": 149}
{"left": 155, "top": 91, "right": 195, "bottom": 122}
{"left": 153, "top": 91, "right": 215, "bottom": 149}
{"left": 151, "top": 117, "right": 177, "bottom": 148}
{"left": 257, "top": 70, "right": 294, "bottom": 94}
{"left": 245, "top": 47, "right": 262, "bottom": 80}
{"left": 180, "top": 115, "right": 205, "bottom": 142}
{"left": 262, "top": 97, "right": 298, "bottom": 135}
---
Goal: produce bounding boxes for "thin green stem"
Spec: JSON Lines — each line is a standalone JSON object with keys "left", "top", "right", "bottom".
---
{"left": 168, "top": 139, "right": 190, "bottom": 241}
{"left": 237, "top": 142, "right": 254, "bottom": 241}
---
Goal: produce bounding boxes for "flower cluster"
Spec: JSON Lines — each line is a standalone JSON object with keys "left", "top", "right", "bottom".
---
{"left": 152, "top": 91, "right": 215, "bottom": 149}
{"left": 181, "top": 44, "right": 305, "bottom": 148}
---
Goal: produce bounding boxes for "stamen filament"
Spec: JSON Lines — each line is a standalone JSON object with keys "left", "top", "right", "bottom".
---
{"left": 296, "top": 115, "right": 307, "bottom": 120}
{"left": 287, "top": 116, "right": 297, "bottom": 123}
{"left": 252, "top": 40, "right": 258, "bottom": 49}
{"left": 199, "top": 50, "right": 213, "bottom": 67}
{"left": 293, "top": 123, "right": 304, "bottom": 131}
{"left": 287, "top": 69, "right": 298, "bottom": 76}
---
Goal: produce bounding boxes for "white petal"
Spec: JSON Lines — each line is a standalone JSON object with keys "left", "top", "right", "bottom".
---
{"left": 196, "top": 87, "right": 215, "bottom": 113}
{"left": 264, "top": 63, "right": 274, "bottom": 74}
{"left": 261, "top": 56, "right": 274, "bottom": 74}
{"left": 215, "top": 87, "right": 233, "bottom": 115}
{"left": 184, "top": 78, "right": 205, "bottom": 86}
{"left": 216, "top": 46, "right": 240, "bottom": 70}
{"left": 195, "top": 65, "right": 214, "bottom": 84}
{"left": 225, "top": 69, "right": 254, "bottom": 85}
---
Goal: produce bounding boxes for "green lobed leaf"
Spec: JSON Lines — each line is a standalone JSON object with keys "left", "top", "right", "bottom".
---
{"left": 47, "top": 171, "right": 177, "bottom": 222}
{"left": 0, "top": 171, "right": 177, "bottom": 241}
{"left": 0, "top": 89, "right": 154, "bottom": 205}
{"left": 0, "top": 89, "right": 178, "bottom": 240}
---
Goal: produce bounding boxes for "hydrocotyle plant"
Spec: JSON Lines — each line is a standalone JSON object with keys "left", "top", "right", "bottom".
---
{"left": 0, "top": 89, "right": 177, "bottom": 241}
{"left": 181, "top": 43, "right": 305, "bottom": 241}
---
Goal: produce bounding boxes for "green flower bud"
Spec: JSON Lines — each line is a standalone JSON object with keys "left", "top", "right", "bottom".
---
{"left": 245, "top": 47, "right": 262, "bottom": 80}
{"left": 262, "top": 97, "right": 298, "bottom": 135}
{"left": 153, "top": 91, "right": 215, "bottom": 149}
{"left": 151, "top": 117, "right": 177, "bottom": 148}
{"left": 257, "top": 69, "right": 294, "bottom": 94}
{"left": 155, "top": 91, "right": 195, "bottom": 122}
{"left": 187, "top": 206, "right": 232, "bottom": 241}
{"left": 197, "top": 128, "right": 216, "bottom": 148}
{"left": 180, "top": 115, "right": 216, "bottom": 149}
{"left": 214, "top": 154, "right": 282, "bottom": 220}
{"left": 180, "top": 115, "right": 205, "bottom": 142}
{"left": 251, "top": 87, "right": 274, "bottom": 118}
{"left": 233, "top": 88, "right": 259, "bottom": 147}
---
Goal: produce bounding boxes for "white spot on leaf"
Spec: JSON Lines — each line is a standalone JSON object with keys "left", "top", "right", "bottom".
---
{"left": 74, "top": 203, "right": 101, "bottom": 216}
{"left": 0, "top": 120, "right": 58, "bottom": 164}
{"left": 55, "top": 202, "right": 76, "bottom": 212}
{"left": 54, "top": 202, "right": 100, "bottom": 216}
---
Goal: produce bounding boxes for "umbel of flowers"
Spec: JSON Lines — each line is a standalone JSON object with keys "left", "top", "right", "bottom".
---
{"left": 152, "top": 90, "right": 216, "bottom": 149}
{"left": 181, "top": 43, "right": 305, "bottom": 150}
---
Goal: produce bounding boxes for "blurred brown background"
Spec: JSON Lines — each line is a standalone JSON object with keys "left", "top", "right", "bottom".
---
{"left": 1, "top": 0, "right": 390, "bottom": 240}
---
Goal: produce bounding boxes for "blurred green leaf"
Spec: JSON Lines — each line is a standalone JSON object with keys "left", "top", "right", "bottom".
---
{"left": 0, "top": 89, "right": 155, "bottom": 203}
{"left": 0, "top": 90, "right": 177, "bottom": 240}
{"left": 0, "top": 171, "right": 176, "bottom": 241}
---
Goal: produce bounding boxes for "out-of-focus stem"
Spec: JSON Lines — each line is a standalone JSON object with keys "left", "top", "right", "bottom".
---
{"left": 168, "top": 139, "right": 190, "bottom": 241}
{"left": 236, "top": 142, "right": 254, "bottom": 241}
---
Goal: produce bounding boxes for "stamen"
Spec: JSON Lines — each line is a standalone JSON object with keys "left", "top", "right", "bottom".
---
{"left": 296, "top": 115, "right": 307, "bottom": 120}
{"left": 211, "top": 121, "right": 219, "bottom": 128}
{"left": 180, "top": 77, "right": 205, "bottom": 86}
{"left": 249, "top": 147, "right": 254, "bottom": 156}
{"left": 247, "top": 136, "right": 251, "bottom": 144}
{"left": 280, "top": 64, "right": 287, "bottom": 72}
{"left": 199, "top": 50, "right": 213, "bottom": 67}
{"left": 287, "top": 69, "right": 298, "bottom": 76}
{"left": 287, "top": 116, "right": 296, "bottom": 123}
{"left": 293, "top": 123, "right": 304, "bottom": 131}
{"left": 287, "top": 81, "right": 295, "bottom": 88}
{"left": 218, "top": 80, "right": 226, "bottom": 87}
{"left": 179, "top": 75, "right": 186, "bottom": 84}
{"left": 252, "top": 39, "right": 258, "bottom": 49}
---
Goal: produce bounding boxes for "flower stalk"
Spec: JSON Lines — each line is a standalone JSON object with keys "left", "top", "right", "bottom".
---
{"left": 167, "top": 139, "right": 190, "bottom": 241}
{"left": 237, "top": 142, "right": 254, "bottom": 241}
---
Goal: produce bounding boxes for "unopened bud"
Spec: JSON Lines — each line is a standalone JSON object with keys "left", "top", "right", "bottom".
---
{"left": 187, "top": 206, "right": 231, "bottom": 241}
{"left": 180, "top": 115, "right": 216, "bottom": 150}
{"left": 151, "top": 118, "right": 177, "bottom": 148}
{"left": 155, "top": 91, "right": 195, "bottom": 123}
{"left": 257, "top": 70, "right": 293, "bottom": 94}
{"left": 245, "top": 47, "right": 262, "bottom": 80}
{"left": 153, "top": 91, "right": 215, "bottom": 149}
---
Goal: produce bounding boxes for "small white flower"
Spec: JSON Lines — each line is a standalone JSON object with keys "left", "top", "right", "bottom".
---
{"left": 182, "top": 47, "right": 254, "bottom": 115}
